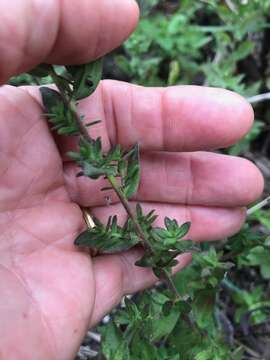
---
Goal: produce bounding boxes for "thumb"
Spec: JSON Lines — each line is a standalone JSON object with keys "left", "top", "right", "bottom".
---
{"left": 0, "top": 0, "right": 139, "bottom": 84}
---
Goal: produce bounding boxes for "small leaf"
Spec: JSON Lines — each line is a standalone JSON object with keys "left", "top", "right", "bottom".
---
{"left": 74, "top": 230, "right": 97, "bottom": 247}
{"left": 100, "top": 322, "right": 129, "bottom": 360}
{"left": 74, "top": 218, "right": 139, "bottom": 253}
{"left": 40, "top": 87, "right": 64, "bottom": 115}
{"left": 118, "top": 159, "right": 126, "bottom": 179}
{"left": 174, "top": 240, "right": 194, "bottom": 252}
{"left": 123, "top": 144, "right": 141, "bottom": 199}
{"left": 136, "top": 203, "right": 143, "bottom": 219}
{"left": 28, "top": 64, "right": 52, "bottom": 78}
{"left": 135, "top": 252, "right": 155, "bottom": 268}
{"left": 67, "top": 151, "right": 82, "bottom": 161}
{"left": 82, "top": 163, "right": 109, "bottom": 179}
{"left": 162, "top": 300, "right": 174, "bottom": 316}
{"left": 177, "top": 222, "right": 191, "bottom": 239}
{"left": 124, "top": 298, "right": 141, "bottom": 322}
{"left": 85, "top": 120, "right": 102, "bottom": 127}
{"left": 67, "top": 59, "right": 103, "bottom": 100}
{"left": 57, "top": 126, "right": 79, "bottom": 136}
{"left": 165, "top": 217, "right": 173, "bottom": 230}
{"left": 152, "top": 267, "right": 163, "bottom": 278}
{"left": 192, "top": 289, "right": 216, "bottom": 330}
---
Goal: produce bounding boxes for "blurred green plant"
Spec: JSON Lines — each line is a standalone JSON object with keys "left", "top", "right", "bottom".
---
{"left": 120, "top": 0, "right": 269, "bottom": 97}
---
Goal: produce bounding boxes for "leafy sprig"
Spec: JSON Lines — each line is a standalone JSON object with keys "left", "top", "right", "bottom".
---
{"left": 35, "top": 61, "right": 193, "bottom": 302}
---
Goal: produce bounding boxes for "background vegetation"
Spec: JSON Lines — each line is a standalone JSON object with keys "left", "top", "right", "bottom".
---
{"left": 11, "top": 0, "right": 270, "bottom": 359}
{"left": 94, "top": 1, "right": 270, "bottom": 359}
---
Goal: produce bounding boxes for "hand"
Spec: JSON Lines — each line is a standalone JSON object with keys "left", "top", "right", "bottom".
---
{"left": 0, "top": 1, "right": 263, "bottom": 359}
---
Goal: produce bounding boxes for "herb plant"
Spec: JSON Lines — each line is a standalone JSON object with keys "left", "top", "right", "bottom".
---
{"left": 34, "top": 61, "right": 196, "bottom": 304}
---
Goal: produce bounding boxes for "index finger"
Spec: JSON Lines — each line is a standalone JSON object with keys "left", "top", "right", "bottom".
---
{"left": 0, "top": 0, "right": 139, "bottom": 83}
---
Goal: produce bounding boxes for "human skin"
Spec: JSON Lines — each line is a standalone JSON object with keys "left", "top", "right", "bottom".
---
{"left": 0, "top": 0, "right": 264, "bottom": 359}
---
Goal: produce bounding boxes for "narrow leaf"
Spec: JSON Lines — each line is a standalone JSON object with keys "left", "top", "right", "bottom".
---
{"left": 123, "top": 144, "right": 141, "bottom": 199}
{"left": 67, "top": 59, "right": 103, "bottom": 100}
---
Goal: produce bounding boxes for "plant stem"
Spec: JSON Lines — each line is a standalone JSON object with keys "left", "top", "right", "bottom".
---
{"left": 49, "top": 68, "right": 92, "bottom": 142}
{"left": 107, "top": 175, "right": 153, "bottom": 253}
{"left": 53, "top": 77, "right": 181, "bottom": 301}
{"left": 107, "top": 175, "right": 180, "bottom": 301}
{"left": 247, "top": 195, "right": 270, "bottom": 216}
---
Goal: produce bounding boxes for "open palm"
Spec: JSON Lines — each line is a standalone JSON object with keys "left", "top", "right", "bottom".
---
{"left": 0, "top": 1, "right": 263, "bottom": 359}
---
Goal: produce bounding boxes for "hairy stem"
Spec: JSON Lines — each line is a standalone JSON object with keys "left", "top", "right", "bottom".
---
{"left": 247, "top": 195, "right": 270, "bottom": 216}
{"left": 107, "top": 175, "right": 153, "bottom": 253}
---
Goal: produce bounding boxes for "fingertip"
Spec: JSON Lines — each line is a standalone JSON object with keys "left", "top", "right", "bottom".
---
{"left": 189, "top": 206, "right": 247, "bottom": 242}
{"left": 239, "top": 159, "right": 264, "bottom": 205}
{"left": 161, "top": 85, "right": 256, "bottom": 151}
{"left": 219, "top": 206, "right": 247, "bottom": 238}
{"left": 225, "top": 91, "right": 254, "bottom": 145}
{"left": 202, "top": 87, "right": 255, "bottom": 148}
{"left": 127, "top": 0, "right": 140, "bottom": 28}
{"left": 47, "top": 0, "right": 140, "bottom": 64}
{"left": 108, "top": 0, "right": 140, "bottom": 44}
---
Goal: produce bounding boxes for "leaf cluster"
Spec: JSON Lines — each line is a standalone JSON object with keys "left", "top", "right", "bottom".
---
{"left": 98, "top": 290, "right": 239, "bottom": 360}
{"left": 76, "top": 203, "right": 194, "bottom": 284}
{"left": 136, "top": 215, "right": 193, "bottom": 273}
{"left": 75, "top": 216, "right": 139, "bottom": 253}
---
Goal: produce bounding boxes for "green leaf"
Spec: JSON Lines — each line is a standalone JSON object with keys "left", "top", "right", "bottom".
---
{"left": 100, "top": 322, "right": 130, "bottom": 360}
{"left": 40, "top": 87, "right": 81, "bottom": 135}
{"left": 82, "top": 162, "right": 116, "bottom": 179}
{"left": 118, "top": 159, "right": 126, "bottom": 178}
{"left": 28, "top": 64, "right": 52, "bottom": 78}
{"left": 123, "top": 144, "right": 141, "bottom": 199}
{"left": 67, "top": 59, "right": 103, "bottom": 100}
{"left": 177, "top": 222, "right": 191, "bottom": 239}
{"left": 164, "top": 217, "right": 173, "bottom": 231}
{"left": 74, "top": 217, "right": 139, "bottom": 253}
{"left": 40, "top": 87, "right": 64, "bottom": 114}
{"left": 135, "top": 252, "right": 155, "bottom": 268}
{"left": 195, "top": 349, "right": 215, "bottom": 360}
{"left": 265, "top": 235, "right": 270, "bottom": 247}
{"left": 192, "top": 289, "right": 216, "bottom": 331}
{"left": 174, "top": 239, "right": 194, "bottom": 252}
{"left": 132, "top": 340, "right": 158, "bottom": 360}
{"left": 162, "top": 300, "right": 174, "bottom": 316}
{"left": 246, "top": 245, "right": 270, "bottom": 279}
{"left": 124, "top": 297, "right": 142, "bottom": 322}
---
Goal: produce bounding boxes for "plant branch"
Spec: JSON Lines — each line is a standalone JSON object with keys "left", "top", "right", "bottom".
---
{"left": 107, "top": 175, "right": 180, "bottom": 301}
{"left": 49, "top": 68, "right": 92, "bottom": 143}
{"left": 247, "top": 92, "right": 270, "bottom": 104}
{"left": 52, "top": 77, "right": 181, "bottom": 301}
{"left": 247, "top": 195, "right": 270, "bottom": 216}
{"left": 107, "top": 175, "right": 153, "bottom": 253}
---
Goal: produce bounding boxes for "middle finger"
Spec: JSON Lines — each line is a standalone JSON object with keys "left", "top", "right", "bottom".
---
{"left": 63, "top": 151, "right": 263, "bottom": 207}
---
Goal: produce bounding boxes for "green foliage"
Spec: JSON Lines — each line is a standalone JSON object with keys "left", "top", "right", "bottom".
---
{"left": 75, "top": 216, "right": 140, "bottom": 253}
{"left": 231, "top": 284, "right": 270, "bottom": 324}
{"left": 40, "top": 87, "right": 82, "bottom": 136}
{"left": 135, "top": 216, "right": 194, "bottom": 273}
{"left": 68, "top": 137, "right": 120, "bottom": 179}
{"left": 121, "top": 0, "right": 269, "bottom": 97}
{"left": 38, "top": 53, "right": 194, "bottom": 307}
